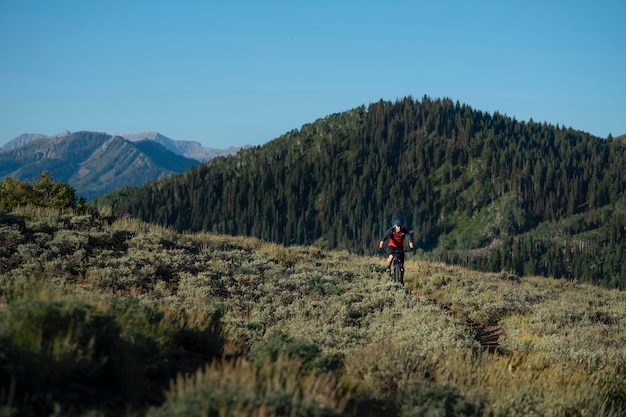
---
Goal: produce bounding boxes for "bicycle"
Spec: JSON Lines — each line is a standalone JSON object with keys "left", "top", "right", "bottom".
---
{"left": 383, "top": 247, "right": 411, "bottom": 285}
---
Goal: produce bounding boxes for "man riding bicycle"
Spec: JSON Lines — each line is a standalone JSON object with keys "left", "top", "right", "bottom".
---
{"left": 379, "top": 217, "right": 414, "bottom": 276}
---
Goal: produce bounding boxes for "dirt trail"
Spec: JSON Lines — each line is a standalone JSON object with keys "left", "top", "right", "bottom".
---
{"left": 466, "top": 319, "right": 505, "bottom": 353}
{"left": 411, "top": 290, "right": 506, "bottom": 354}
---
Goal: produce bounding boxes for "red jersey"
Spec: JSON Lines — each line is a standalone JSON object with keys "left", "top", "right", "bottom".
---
{"left": 381, "top": 226, "right": 411, "bottom": 248}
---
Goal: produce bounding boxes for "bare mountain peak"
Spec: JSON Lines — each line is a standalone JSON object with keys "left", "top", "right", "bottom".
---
{"left": 52, "top": 130, "right": 72, "bottom": 138}
{"left": 117, "top": 131, "right": 166, "bottom": 142}
{"left": 0, "top": 130, "right": 73, "bottom": 153}
{"left": 2, "top": 130, "right": 243, "bottom": 162}
{"left": 117, "top": 131, "right": 242, "bottom": 161}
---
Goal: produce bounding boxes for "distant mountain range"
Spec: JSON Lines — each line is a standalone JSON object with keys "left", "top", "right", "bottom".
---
{"left": 0, "top": 131, "right": 243, "bottom": 200}
{"left": 1, "top": 130, "right": 241, "bottom": 161}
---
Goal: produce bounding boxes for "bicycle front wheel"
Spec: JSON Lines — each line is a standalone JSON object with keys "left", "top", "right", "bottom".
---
{"left": 393, "top": 264, "right": 404, "bottom": 285}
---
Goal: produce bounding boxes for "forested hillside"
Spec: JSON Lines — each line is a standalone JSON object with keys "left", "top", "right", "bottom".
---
{"left": 98, "top": 96, "right": 626, "bottom": 287}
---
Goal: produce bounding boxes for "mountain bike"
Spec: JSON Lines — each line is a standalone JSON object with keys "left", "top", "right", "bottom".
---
{"left": 383, "top": 248, "right": 411, "bottom": 285}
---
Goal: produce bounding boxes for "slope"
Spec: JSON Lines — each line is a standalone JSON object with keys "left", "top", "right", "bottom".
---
{"left": 1, "top": 206, "right": 625, "bottom": 416}
{"left": 97, "top": 96, "right": 626, "bottom": 286}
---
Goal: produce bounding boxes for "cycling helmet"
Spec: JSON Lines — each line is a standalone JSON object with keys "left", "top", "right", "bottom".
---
{"left": 394, "top": 217, "right": 403, "bottom": 227}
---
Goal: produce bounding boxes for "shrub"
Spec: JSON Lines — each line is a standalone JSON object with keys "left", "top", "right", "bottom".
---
{"left": 0, "top": 298, "right": 156, "bottom": 416}
{"left": 146, "top": 355, "right": 352, "bottom": 417}
{"left": 250, "top": 329, "right": 343, "bottom": 373}
{"left": 398, "top": 382, "right": 482, "bottom": 417}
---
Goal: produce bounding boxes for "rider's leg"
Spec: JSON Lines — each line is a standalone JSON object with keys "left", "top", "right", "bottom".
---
{"left": 387, "top": 254, "right": 393, "bottom": 267}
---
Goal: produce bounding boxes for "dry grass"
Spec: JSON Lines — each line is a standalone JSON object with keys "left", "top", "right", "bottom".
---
{"left": 408, "top": 259, "right": 626, "bottom": 366}
{"left": 148, "top": 355, "right": 352, "bottom": 417}
{"left": 2, "top": 206, "right": 626, "bottom": 416}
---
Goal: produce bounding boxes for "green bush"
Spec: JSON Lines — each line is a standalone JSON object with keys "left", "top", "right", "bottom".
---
{"left": 0, "top": 298, "right": 156, "bottom": 416}
{"left": 250, "top": 329, "right": 343, "bottom": 373}
{"left": 398, "top": 382, "right": 482, "bottom": 417}
{"left": 146, "top": 355, "right": 352, "bottom": 417}
{"left": 0, "top": 173, "right": 79, "bottom": 210}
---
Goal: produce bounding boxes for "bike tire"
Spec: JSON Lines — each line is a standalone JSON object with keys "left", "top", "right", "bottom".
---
{"left": 393, "top": 263, "right": 403, "bottom": 285}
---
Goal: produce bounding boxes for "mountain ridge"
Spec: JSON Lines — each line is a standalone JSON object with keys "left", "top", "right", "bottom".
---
{"left": 97, "top": 96, "right": 626, "bottom": 287}
{"left": 1, "top": 130, "right": 244, "bottom": 200}
{"left": 1, "top": 130, "right": 243, "bottom": 161}
{"left": 116, "top": 131, "right": 246, "bottom": 161}
{"left": 0, "top": 131, "right": 72, "bottom": 152}
{"left": 0, "top": 131, "right": 203, "bottom": 200}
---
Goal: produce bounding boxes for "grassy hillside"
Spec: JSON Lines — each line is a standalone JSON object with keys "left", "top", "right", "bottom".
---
{"left": 1, "top": 207, "right": 626, "bottom": 416}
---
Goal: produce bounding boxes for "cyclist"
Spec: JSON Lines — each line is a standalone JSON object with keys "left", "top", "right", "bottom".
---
{"left": 379, "top": 217, "right": 414, "bottom": 275}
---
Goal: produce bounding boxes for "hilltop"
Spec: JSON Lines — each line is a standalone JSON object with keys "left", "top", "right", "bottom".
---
{"left": 1, "top": 206, "right": 625, "bottom": 416}
{"left": 97, "top": 96, "right": 626, "bottom": 288}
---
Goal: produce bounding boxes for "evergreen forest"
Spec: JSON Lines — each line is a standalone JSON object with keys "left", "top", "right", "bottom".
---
{"left": 97, "top": 96, "right": 626, "bottom": 288}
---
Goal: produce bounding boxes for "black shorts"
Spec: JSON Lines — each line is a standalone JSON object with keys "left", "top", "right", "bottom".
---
{"left": 388, "top": 247, "right": 405, "bottom": 263}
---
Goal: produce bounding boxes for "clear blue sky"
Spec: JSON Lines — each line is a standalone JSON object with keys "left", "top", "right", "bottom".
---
{"left": 1, "top": 0, "right": 624, "bottom": 148}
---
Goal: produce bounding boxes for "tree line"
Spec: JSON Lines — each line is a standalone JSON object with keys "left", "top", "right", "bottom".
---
{"left": 97, "top": 96, "right": 626, "bottom": 288}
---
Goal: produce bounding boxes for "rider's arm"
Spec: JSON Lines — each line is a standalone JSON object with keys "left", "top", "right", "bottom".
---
{"left": 379, "top": 230, "right": 391, "bottom": 249}
{"left": 403, "top": 227, "right": 414, "bottom": 250}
